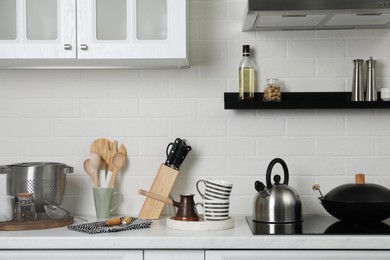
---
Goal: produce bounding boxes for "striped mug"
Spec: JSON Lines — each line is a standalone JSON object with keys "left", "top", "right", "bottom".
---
{"left": 196, "top": 179, "right": 233, "bottom": 200}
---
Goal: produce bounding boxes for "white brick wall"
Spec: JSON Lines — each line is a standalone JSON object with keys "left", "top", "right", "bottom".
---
{"left": 0, "top": 0, "right": 390, "bottom": 218}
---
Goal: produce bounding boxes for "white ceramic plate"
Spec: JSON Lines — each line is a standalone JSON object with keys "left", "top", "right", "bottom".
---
{"left": 166, "top": 216, "right": 234, "bottom": 231}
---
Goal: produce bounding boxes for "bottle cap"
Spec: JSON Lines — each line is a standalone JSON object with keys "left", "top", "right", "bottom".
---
{"left": 366, "top": 56, "right": 376, "bottom": 68}
{"left": 242, "top": 45, "right": 250, "bottom": 56}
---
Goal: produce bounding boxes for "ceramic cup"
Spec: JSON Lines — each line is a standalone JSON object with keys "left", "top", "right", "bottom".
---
{"left": 196, "top": 179, "right": 233, "bottom": 200}
{"left": 93, "top": 187, "right": 123, "bottom": 220}
{"left": 380, "top": 88, "right": 390, "bottom": 101}
{"left": 0, "top": 196, "right": 15, "bottom": 222}
{"left": 195, "top": 198, "right": 230, "bottom": 221}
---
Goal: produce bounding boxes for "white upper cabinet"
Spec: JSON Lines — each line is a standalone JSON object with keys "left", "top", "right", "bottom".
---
{"left": 77, "top": 0, "right": 187, "bottom": 60}
{"left": 0, "top": 0, "right": 188, "bottom": 68}
{"left": 0, "top": 0, "right": 76, "bottom": 59}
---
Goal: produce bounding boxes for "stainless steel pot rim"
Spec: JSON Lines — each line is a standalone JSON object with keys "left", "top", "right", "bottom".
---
{"left": 8, "top": 162, "right": 70, "bottom": 167}
{"left": 0, "top": 166, "right": 11, "bottom": 173}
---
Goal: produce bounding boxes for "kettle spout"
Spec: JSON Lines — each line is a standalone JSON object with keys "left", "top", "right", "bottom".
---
{"left": 255, "top": 181, "right": 270, "bottom": 198}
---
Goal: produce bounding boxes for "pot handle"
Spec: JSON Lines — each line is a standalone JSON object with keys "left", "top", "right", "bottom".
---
{"left": 266, "top": 158, "right": 289, "bottom": 189}
{"left": 0, "top": 166, "right": 11, "bottom": 174}
{"left": 63, "top": 165, "right": 74, "bottom": 174}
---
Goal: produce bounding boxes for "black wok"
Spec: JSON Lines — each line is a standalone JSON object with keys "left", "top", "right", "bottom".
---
{"left": 313, "top": 174, "right": 390, "bottom": 223}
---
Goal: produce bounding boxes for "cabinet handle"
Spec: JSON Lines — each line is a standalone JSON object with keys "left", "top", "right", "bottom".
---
{"left": 80, "top": 44, "right": 88, "bottom": 51}
{"left": 64, "top": 44, "right": 72, "bottom": 50}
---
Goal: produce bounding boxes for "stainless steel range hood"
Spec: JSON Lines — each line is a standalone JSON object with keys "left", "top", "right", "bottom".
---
{"left": 242, "top": 0, "right": 390, "bottom": 31}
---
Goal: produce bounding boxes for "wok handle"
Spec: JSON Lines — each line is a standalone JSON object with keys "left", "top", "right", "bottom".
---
{"left": 312, "top": 184, "right": 324, "bottom": 198}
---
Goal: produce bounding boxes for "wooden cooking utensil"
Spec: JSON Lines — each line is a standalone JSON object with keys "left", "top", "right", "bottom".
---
{"left": 89, "top": 138, "right": 128, "bottom": 188}
{"left": 90, "top": 152, "right": 103, "bottom": 187}
{"left": 90, "top": 152, "right": 101, "bottom": 172}
{"left": 107, "top": 152, "right": 126, "bottom": 188}
{"left": 108, "top": 140, "right": 118, "bottom": 172}
{"left": 83, "top": 159, "right": 99, "bottom": 187}
{"left": 100, "top": 140, "right": 112, "bottom": 170}
{"left": 90, "top": 138, "right": 110, "bottom": 170}
{"left": 119, "top": 144, "right": 127, "bottom": 155}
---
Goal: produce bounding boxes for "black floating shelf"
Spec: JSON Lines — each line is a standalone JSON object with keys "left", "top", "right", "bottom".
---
{"left": 224, "top": 92, "right": 390, "bottom": 109}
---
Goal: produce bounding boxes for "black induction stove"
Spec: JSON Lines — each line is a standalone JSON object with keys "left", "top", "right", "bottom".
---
{"left": 246, "top": 215, "right": 390, "bottom": 235}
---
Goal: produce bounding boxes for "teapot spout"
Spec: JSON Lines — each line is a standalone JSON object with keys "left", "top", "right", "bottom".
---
{"left": 255, "top": 181, "right": 270, "bottom": 198}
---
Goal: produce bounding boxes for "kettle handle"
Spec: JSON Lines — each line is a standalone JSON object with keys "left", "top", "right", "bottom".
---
{"left": 266, "top": 158, "right": 289, "bottom": 188}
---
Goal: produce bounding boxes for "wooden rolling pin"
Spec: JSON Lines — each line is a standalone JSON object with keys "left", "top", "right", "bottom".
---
{"left": 138, "top": 189, "right": 180, "bottom": 207}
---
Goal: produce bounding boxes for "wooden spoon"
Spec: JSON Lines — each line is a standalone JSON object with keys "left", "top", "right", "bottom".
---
{"left": 108, "top": 140, "right": 118, "bottom": 172}
{"left": 107, "top": 152, "right": 126, "bottom": 188}
{"left": 90, "top": 138, "right": 110, "bottom": 170}
{"left": 83, "top": 159, "right": 99, "bottom": 187}
{"left": 90, "top": 152, "right": 101, "bottom": 171}
{"left": 119, "top": 144, "right": 127, "bottom": 156}
{"left": 90, "top": 152, "right": 103, "bottom": 187}
{"left": 100, "top": 140, "right": 112, "bottom": 171}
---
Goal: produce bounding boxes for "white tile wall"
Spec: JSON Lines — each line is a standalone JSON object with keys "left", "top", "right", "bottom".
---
{"left": 0, "top": 0, "right": 390, "bottom": 218}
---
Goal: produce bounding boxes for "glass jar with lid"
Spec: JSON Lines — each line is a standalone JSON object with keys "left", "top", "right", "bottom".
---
{"left": 263, "top": 78, "right": 282, "bottom": 102}
{"left": 15, "top": 193, "right": 36, "bottom": 222}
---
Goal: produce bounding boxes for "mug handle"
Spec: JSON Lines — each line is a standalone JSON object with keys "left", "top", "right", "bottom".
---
{"left": 194, "top": 202, "right": 204, "bottom": 220}
{"left": 196, "top": 180, "right": 206, "bottom": 199}
{"left": 109, "top": 192, "right": 123, "bottom": 214}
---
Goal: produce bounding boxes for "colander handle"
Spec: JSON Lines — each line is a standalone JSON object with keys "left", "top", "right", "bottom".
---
{"left": 63, "top": 165, "right": 74, "bottom": 174}
{"left": 0, "top": 166, "right": 11, "bottom": 174}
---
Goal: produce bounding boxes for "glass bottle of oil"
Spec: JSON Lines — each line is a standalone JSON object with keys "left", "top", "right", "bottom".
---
{"left": 239, "top": 45, "right": 255, "bottom": 101}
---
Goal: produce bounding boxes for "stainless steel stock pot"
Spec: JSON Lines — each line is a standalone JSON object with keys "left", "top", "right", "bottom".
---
{"left": 0, "top": 162, "right": 73, "bottom": 212}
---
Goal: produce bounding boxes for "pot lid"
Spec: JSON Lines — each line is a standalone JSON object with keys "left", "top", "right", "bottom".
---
{"left": 324, "top": 174, "right": 390, "bottom": 203}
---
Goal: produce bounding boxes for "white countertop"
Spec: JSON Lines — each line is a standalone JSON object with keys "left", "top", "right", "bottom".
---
{"left": 0, "top": 216, "right": 389, "bottom": 250}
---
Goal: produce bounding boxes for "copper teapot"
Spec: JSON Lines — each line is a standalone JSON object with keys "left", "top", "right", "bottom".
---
{"left": 138, "top": 189, "right": 199, "bottom": 221}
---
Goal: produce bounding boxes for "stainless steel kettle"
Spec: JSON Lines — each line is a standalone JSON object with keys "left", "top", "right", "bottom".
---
{"left": 253, "top": 158, "right": 302, "bottom": 223}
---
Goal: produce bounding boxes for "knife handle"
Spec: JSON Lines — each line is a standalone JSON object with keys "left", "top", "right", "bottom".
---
{"left": 165, "top": 138, "right": 181, "bottom": 167}
{"left": 170, "top": 140, "right": 191, "bottom": 169}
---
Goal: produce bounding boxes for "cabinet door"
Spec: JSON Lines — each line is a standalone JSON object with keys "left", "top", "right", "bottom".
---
{"left": 0, "top": 250, "right": 142, "bottom": 260}
{"left": 77, "top": 0, "right": 187, "bottom": 60}
{"left": 206, "top": 250, "right": 390, "bottom": 260}
{"left": 0, "top": 0, "right": 76, "bottom": 59}
{"left": 144, "top": 250, "right": 204, "bottom": 260}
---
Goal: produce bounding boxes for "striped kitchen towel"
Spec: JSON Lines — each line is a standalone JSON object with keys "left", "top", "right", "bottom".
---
{"left": 67, "top": 217, "right": 152, "bottom": 234}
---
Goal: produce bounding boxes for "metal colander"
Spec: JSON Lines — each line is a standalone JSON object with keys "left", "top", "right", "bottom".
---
{"left": 0, "top": 162, "right": 73, "bottom": 212}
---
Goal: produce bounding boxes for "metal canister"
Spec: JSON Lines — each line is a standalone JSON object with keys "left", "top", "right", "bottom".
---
{"left": 365, "top": 56, "right": 377, "bottom": 101}
{"left": 351, "top": 59, "right": 364, "bottom": 101}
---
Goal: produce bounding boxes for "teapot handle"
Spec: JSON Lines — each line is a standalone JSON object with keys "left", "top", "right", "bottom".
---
{"left": 266, "top": 158, "right": 289, "bottom": 188}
